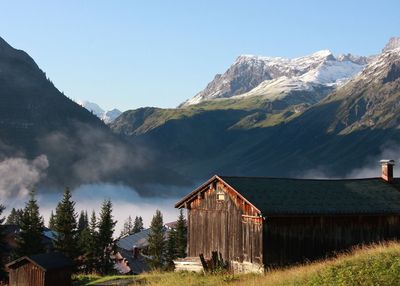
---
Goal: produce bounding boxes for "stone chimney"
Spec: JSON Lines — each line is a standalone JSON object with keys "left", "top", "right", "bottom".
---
{"left": 380, "top": 159, "right": 395, "bottom": 182}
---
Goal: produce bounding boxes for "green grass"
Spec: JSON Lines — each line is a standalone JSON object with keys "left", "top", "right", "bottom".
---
{"left": 73, "top": 274, "right": 139, "bottom": 285}
{"left": 74, "top": 241, "right": 400, "bottom": 286}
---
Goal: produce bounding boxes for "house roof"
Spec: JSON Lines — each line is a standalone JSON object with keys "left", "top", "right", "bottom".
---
{"left": 116, "top": 229, "right": 152, "bottom": 250}
{"left": 7, "top": 252, "right": 74, "bottom": 271}
{"left": 175, "top": 175, "right": 400, "bottom": 216}
{"left": 116, "top": 224, "right": 174, "bottom": 251}
{"left": 116, "top": 248, "right": 150, "bottom": 274}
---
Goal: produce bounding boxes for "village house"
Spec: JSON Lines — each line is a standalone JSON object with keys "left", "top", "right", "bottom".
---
{"left": 175, "top": 160, "right": 400, "bottom": 273}
{"left": 113, "top": 221, "right": 179, "bottom": 274}
{"left": 6, "top": 252, "right": 74, "bottom": 286}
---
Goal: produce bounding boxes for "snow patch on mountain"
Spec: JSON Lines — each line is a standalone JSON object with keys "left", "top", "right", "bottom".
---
{"left": 299, "top": 58, "right": 363, "bottom": 85}
{"left": 359, "top": 46, "right": 400, "bottom": 82}
{"left": 77, "top": 100, "right": 122, "bottom": 123}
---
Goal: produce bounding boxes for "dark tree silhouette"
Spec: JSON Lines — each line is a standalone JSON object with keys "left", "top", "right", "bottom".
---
{"left": 148, "top": 210, "right": 165, "bottom": 269}
{"left": 16, "top": 190, "right": 45, "bottom": 257}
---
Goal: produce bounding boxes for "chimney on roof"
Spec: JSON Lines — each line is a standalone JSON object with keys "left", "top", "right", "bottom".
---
{"left": 380, "top": 159, "right": 395, "bottom": 182}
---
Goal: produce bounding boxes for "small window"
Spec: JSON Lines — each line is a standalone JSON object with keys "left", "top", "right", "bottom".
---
{"left": 217, "top": 193, "right": 225, "bottom": 201}
{"left": 216, "top": 187, "right": 225, "bottom": 201}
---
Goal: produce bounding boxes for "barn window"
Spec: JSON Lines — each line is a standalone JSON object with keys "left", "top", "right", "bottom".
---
{"left": 216, "top": 187, "right": 225, "bottom": 201}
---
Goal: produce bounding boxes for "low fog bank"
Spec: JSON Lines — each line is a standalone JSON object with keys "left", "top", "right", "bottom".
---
{"left": 299, "top": 145, "right": 400, "bottom": 179}
{"left": 347, "top": 145, "right": 400, "bottom": 179}
{"left": 0, "top": 121, "right": 191, "bottom": 199}
{"left": 2, "top": 183, "right": 188, "bottom": 235}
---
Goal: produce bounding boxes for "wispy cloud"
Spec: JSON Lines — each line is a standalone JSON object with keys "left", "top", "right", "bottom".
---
{"left": 0, "top": 155, "right": 49, "bottom": 199}
{"left": 37, "top": 122, "right": 189, "bottom": 194}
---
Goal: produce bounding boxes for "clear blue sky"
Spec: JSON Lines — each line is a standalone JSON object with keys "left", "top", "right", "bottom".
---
{"left": 0, "top": 0, "right": 399, "bottom": 111}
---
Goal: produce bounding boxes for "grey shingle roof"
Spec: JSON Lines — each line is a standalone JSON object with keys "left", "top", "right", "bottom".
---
{"left": 116, "top": 228, "right": 152, "bottom": 251}
{"left": 116, "top": 226, "right": 172, "bottom": 251}
{"left": 7, "top": 252, "right": 74, "bottom": 271}
{"left": 220, "top": 176, "right": 400, "bottom": 215}
{"left": 117, "top": 248, "right": 150, "bottom": 274}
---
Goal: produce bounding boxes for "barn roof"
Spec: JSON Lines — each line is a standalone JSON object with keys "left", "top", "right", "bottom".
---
{"left": 175, "top": 175, "right": 400, "bottom": 215}
{"left": 7, "top": 252, "right": 74, "bottom": 271}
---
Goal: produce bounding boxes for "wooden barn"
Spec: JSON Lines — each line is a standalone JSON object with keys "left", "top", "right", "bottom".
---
{"left": 175, "top": 160, "right": 400, "bottom": 272}
{"left": 6, "top": 252, "right": 74, "bottom": 286}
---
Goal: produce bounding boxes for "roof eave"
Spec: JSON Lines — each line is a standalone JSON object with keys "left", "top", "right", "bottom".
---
{"left": 174, "top": 175, "right": 262, "bottom": 215}
{"left": 217, "top": 176, "right": 262, "bottom": 214}
{"left": 6, "top": 256, "right": 47, "bottom": 271}
{"left": 174, "top": 175, "right": 219, "bottom": 208}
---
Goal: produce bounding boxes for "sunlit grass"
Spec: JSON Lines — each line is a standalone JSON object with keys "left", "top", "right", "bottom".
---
{"left": 74, "top": 241, "right": 400, "bottom": 286}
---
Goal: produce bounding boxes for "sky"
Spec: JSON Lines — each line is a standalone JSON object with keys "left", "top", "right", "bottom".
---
{"left": 0, "top": 0, "right": 399, "bottom": 111}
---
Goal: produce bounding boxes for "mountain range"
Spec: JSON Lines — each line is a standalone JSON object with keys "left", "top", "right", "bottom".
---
{"left": 111, "top": 37, "right": 400, "bottom": 182}
{"left": 1, "top": 36, "right": 400, "bottom": 197}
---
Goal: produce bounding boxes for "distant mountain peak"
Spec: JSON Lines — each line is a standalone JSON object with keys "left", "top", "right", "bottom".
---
{"left": 382, "top": 37, "right": 400, "bottom": 53}
{"left": 309, "top": 49, "right": 333, "bottom": 58}
{"left": 77, "top": 100, "right": 122, "bottom": 123}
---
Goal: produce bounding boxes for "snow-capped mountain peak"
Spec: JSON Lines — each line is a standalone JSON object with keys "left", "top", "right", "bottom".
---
{"left": 77, "top": 100, "right": 122, "bottom": 123}
{"left": 310, "top": 49, "right": 332, "bottom": 57}
{"left": 181, "top": 49, "right": 366, "bottom": 107}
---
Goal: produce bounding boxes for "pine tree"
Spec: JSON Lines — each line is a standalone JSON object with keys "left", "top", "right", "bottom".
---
{"left": 77, "top": 210, "right": 91, "bottom": 269}
{"left": 165, "top": 227, "right": 177, "bottom": 266}
{"left": 83, "top": 211, "right": 99, "bottom": 273}
{"left": 133, "top": 216, "right": 144, "bottom": 234}
{"left": 147, "top": 210, "right": 165, "bottom": 269}
{"left": 85, "top": 211, "right": 89, "bottom": 227}
{"left": 0, "top": 204, "right": 7, "bottom": 282}
{"left": 120, "top": 215, "right": 133, "bottom": 237}
{"left": 6, "top": 208, "right": 23, "bottom": 226}
{"left": 97, "top": 199, "right": 116, "bottom": 274}
{"left": 54, "top": 187, "right": 78, "bottom": 259}
{"left": 16, "top": 190, "right": 45, "bottom": 256}
{"left": 77, "top": 226, "right": 91, "bottom": 270}
{"left": 175, "top": 209, "right": 187, "bottom": 258}
{"left": 48, "top": 210, "right": 56, "bottom": 229}
{"left": 78, "top": 210, "right": 89, "bottom": 233}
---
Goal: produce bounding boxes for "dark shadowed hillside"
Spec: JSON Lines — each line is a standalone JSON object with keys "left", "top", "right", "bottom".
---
{"left": 0, "top": 37, "right": 188, "bottom": 195}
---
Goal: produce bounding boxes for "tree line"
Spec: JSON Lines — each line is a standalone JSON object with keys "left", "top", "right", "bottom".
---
{"left": 0, "top": 188, "right": 187, "bottom": 282}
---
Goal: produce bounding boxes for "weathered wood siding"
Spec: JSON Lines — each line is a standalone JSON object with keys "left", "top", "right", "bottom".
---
{"left": 263, "top": 215, "right": 400, "bottom": 267}
{"left": 187, "top": 180, "right": 263, "bottom": 264}
{"left": 8, "top": 262, "right": 45, "bottom": 286}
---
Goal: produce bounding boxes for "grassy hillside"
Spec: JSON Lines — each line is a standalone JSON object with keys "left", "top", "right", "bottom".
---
{"left": 110, "top": 91, "right": 317, "bottom": 136}
{"left": 74, "top": 241, "right": 400, "bottom": 286}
